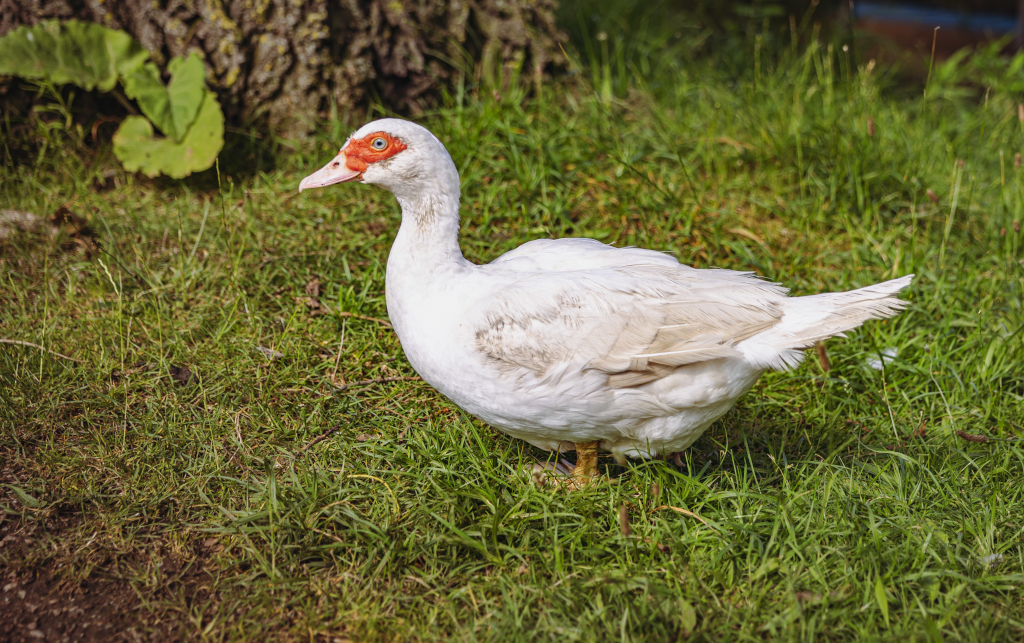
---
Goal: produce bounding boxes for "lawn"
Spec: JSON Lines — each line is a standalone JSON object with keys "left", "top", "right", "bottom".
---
{"left": 2, "top": 9, "right": 1023, "bottom": 642}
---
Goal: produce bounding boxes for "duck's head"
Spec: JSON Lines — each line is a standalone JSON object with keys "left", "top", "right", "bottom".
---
{"left": 299, "top": 118, "right": 459, "bottom": 202}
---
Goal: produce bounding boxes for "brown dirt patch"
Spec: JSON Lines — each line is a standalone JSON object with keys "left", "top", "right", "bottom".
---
{"left": 1, "top": 561, "right": 145, "bottom": 643}
{"left": 0, "top": 516, "right": 214, "bottom": 643}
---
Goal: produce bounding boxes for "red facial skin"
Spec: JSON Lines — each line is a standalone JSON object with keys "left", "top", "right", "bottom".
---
{"left": 341, "top": 132, "right": 407, "bottom": 174}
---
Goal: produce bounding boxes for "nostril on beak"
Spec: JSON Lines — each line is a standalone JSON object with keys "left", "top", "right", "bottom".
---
{"left": 331, "top": 161, "right": 340, "bottom": 168}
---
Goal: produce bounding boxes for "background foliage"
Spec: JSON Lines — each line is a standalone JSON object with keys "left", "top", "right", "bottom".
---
{"left": 0, "top": 20, "right": 224, "bottom": 177}
{"left": 0, "top": 0, "right": 566, "bottom": 138}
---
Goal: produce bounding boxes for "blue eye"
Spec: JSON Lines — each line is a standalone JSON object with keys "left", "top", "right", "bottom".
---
{"left": 372, "top": 137, "right": 387, "bottom": 150}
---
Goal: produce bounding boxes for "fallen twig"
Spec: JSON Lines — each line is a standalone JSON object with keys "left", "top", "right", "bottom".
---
{"left": 300, "top": 424, "right": 343, "bottom": 453}
{"left": 0, "top": 339, "right": 81, "bottom": 363}
{"left": 303, "top": 293, "right": 392, "bottom": 328}
{"left": 331, "top": 376, "right": 421, "bottom": 392}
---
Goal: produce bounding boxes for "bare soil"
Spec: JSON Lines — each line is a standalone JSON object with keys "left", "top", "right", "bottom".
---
{"left": 0, "top": 514, "right": 212, "bottom": 642}
{"left": 1, "top": 553, "right": 145, "bottom": 642}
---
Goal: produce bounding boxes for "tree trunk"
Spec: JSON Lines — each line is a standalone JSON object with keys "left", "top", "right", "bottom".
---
{"left": 0, "top": 0, "right": 565, "bottom": 138}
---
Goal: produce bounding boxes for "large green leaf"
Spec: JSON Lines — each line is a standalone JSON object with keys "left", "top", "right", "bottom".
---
{"left": 0, "top": 20, "right": 148, "bottom": 92}
{"left": 107, "top": 28, "right": 149, "bottom": 78}
{"left": 113, "top": 90, "right": 224, "bottom": 179}
{"left": 121, "top": 53, "right": 206, "bottom": 142}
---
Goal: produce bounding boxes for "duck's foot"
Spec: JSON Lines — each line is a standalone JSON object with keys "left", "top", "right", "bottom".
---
{"left": 529, "top": 441, "right": 606, "bottom": 490}
{"left": 573, "top": 440, "right": 600, "bottom": 484}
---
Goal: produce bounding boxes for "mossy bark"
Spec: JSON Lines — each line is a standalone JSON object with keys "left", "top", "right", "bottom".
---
{"left": 0, "top": 0, "right": 565, "bottom": 137}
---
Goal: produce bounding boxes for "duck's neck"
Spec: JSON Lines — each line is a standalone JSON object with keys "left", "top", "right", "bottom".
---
{"left": 390, "top": 191, "right": 468, "bottom": 271}
{"left": 385, "top": 190, "right": 470, "bottom": 344}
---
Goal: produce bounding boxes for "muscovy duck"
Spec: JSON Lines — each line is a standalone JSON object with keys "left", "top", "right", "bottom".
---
{"left": 299, "top": 119, "right": 912, "bottom": 484}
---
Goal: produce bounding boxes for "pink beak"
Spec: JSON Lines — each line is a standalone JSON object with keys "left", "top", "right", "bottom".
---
{"left": 298, "top": 153, "right": 362, "bottom": 192}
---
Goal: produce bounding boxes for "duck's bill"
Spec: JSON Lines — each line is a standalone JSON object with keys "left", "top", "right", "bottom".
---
{"left": 298, "top": 154, "right": 361, "bottom": 192}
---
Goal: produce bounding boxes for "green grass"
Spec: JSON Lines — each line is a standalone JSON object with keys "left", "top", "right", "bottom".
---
{"left": 2, "top": 14, "right": 1024, "bottom": 642}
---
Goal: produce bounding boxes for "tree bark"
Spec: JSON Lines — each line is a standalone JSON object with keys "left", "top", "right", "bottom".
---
{"left": 0, "top": 0, "right": 565, "bottom": 137}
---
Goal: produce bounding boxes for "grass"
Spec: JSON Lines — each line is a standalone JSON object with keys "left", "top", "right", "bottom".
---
{"left": 2, "top": 9, "right": 1024, "bottom": 641}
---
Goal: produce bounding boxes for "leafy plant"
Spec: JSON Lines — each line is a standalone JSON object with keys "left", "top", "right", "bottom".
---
{"left": 0, "top": 20, "right": 223, "bottom": 178}
{"left": 0, "top": 20, "right": 147, "bottom": 92}
{"left": 113, "top": 91, "right": 223, "bottom": 179}
{"left": 121, "top": 54, "right": 207, "bottom": 143}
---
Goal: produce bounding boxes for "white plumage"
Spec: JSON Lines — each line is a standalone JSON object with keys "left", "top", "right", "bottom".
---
{"left": 300, "top": 118, "right": 913, "bottom": 462}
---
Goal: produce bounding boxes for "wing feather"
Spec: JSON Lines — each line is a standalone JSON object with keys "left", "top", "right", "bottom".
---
{"left": 474, "top": 244, "right": 787, "bottom": 388}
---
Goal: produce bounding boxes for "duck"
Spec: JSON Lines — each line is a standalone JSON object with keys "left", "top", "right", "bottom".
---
{"left": 299, "top": 118, "right": 913, "bottom": 484}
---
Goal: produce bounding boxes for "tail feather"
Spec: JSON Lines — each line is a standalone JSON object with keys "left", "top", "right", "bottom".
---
{"left": 738, "top": 275, "right": 913, "bottom": 370}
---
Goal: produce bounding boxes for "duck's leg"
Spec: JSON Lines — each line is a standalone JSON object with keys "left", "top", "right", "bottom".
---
{"left": 573, "top": 441, "right": 600, "bottom": 484}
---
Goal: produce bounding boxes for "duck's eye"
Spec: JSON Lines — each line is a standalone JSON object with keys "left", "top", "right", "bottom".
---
{"left": 371, "top": 137, "right": 388, "bottom": 150}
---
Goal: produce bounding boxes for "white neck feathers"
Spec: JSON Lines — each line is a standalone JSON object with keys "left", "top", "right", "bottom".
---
{"left": 393, "top": 190, "right": 466, "bottom": 267}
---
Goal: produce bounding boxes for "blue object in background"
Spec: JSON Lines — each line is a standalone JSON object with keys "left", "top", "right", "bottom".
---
{"left": 854, "top": 1, "right": 1018, "bottom": 34}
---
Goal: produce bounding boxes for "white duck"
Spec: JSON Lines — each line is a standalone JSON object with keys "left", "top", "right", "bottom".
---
{"left": 299, "top": 119, "right": 912, "bottom": 483}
